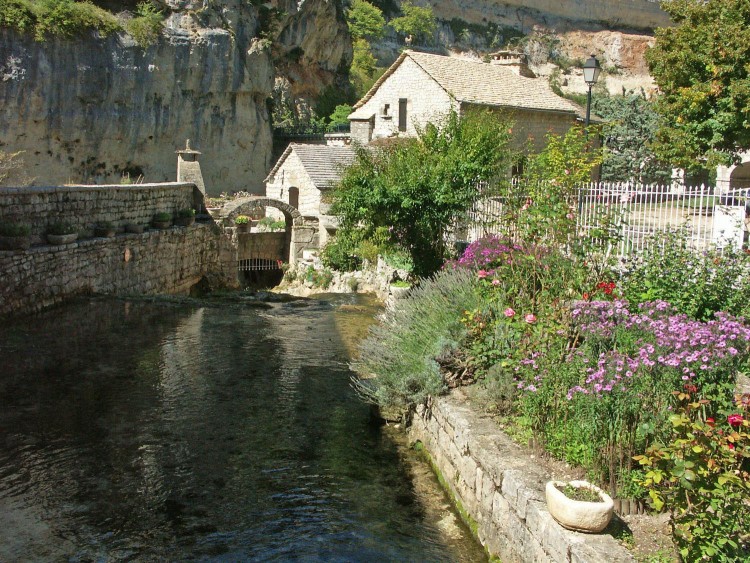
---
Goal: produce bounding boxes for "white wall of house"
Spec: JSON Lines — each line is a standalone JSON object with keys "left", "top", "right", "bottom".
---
{"left": 717, "top": 151, "right": 750, "bottom": 193}
{"left": 350, "top": 57, "right": 458, "bottom": 142}
{"left": 265, "top": 151, "right": 322, "bottom": 220}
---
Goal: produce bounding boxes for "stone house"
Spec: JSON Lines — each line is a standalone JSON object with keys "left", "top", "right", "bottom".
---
{"left": 265, "top": 50, "right": 590, "bottom": 248}
{"left": 264, "top": 138, "right": 355, "bottom": 245}
{"left": 348, "top": 49, "right": 587, "bottom": 151}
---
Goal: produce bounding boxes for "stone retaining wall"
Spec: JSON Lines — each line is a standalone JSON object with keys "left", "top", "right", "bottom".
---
{"left": 0, "top": 224, "right": 237, "bottom": 317}
{"left": 409, "top": 392, "right": 635, "bottom": 562}
{"left": 0, "top": 183, "right": 200, "bottom": 240}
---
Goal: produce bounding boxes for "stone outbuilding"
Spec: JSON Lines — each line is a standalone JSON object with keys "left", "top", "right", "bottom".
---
{"left": 348, "top": 49, "right": 587, "bottom": 150}
{"left": 264, "top": 141, "right": 356, "bottom": 245}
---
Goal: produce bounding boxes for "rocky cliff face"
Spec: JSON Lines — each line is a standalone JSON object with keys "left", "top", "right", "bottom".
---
{"left": 0, "top": 0, "right": 351, "bottom": 194}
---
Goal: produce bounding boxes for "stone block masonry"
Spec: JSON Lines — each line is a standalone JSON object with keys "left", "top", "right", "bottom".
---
{"left": 0, "top": 224, "right": 237, "bottom": 317}
{"left": 0, "top": 183, "right": 199, "bottom": 239}
{"left": 0, "top": 180, "right": 239, "bottom": 316}
{"left": 409, "top": 392, "right": 635, "bottom": 562}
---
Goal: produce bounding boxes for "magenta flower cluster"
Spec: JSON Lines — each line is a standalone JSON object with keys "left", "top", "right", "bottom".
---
{"left": 446, "top": 235, "right": 520, "bottom": 272}
{"left": 516, "top": 300, "right": 750, "bottom": 400}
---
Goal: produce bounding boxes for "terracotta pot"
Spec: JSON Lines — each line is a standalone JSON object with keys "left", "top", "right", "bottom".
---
{"left": 0, "top": 235, "right": 31, "bottom": 250}
{"left": 545, "top": 480, "right": 614, "bottom": 533}
{"left": 46, "top": 233, "right": 78, "bottom": 245}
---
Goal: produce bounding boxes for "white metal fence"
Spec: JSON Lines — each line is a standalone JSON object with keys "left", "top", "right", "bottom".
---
{"left": 467, "top": 182, "right": 749, "bottom": 256}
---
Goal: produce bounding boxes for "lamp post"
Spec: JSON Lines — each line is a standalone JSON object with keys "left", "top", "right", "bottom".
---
{"left": 583, "top": 54, "right": 601, "bottom": 128}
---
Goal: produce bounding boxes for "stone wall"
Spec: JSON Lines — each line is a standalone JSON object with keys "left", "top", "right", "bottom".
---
{"left": 0, "top": 183, "right": 200, "bottom": 240}
{"left": 0, "top": 182, "right": 238, "bottom": 317}
{"left": 409, "top": 392, "right": 635, "bottom": 562}
{"left": 0, "top": 224, "right": 237, "bottom": 317}
{"left": 350, "top": 56, "right": 457, "bottom": 143}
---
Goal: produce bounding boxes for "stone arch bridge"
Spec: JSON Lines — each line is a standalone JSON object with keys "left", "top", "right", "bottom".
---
{"left": 219, "top": 197, "right": 318, "bottom": 270}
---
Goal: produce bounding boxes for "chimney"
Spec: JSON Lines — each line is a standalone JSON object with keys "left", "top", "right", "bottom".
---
{"left": 489, "top": 50, "right": 535, "bottom": 78}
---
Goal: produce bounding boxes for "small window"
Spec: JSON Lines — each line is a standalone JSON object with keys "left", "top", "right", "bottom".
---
{"left": 398, "top": 98, "right": 407, "bottom": 132}
{"left": 381, "top": 103, "right": 390, "bottom": 117}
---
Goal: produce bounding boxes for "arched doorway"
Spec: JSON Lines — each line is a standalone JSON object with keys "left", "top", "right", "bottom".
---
{"left": 730, "top": 163, "right": 750, "bottom": 190}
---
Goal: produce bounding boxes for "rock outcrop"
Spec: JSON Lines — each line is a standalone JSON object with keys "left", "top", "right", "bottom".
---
{"left": 0, "top": 0, "right": 351, "bottom": 194}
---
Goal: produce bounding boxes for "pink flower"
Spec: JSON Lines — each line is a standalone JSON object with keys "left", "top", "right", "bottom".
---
{"left": 504, "top": 308, "right": 515, "bottom": 318}
{"left": 477, "top": 270, "right": 489, "bottom": 279}
{"left": 492, "top": 279, "right": 500, "bottom": 286}
{"left": 524, "top": 313, "right": 537, "bottom": 324}
{"left": 728, "top": 414, "right": 744, "bottom": 428}
{"left": 706, "top": 418, "right": 715, "bottom": 427}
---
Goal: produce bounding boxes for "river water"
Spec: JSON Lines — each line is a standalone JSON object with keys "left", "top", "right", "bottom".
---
{"left": 0, "top": 294, "right": 485, "bottom": 562}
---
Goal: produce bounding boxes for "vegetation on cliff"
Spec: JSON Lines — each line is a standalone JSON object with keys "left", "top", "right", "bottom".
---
{"left": 0, "top": 0, "right": 163, "bottom": 45}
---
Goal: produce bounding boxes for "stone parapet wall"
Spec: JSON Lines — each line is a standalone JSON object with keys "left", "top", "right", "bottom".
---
{"left": 0, "top": 183, "right": 200, "bottom": 239}
{"left": 0, "top": 224, "right": 237, "bottom": 317}
{"left": 409, "top": 392, "right": 635, "bottom": 562}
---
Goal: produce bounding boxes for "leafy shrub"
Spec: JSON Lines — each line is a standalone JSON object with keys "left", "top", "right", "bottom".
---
{"left": 321, "top": 234, "right": 362, "bottom": 272}
{"left": 153, "top": 212, "right": 171, "bottom": 222}
{"left": 352, "top": 267, "right": 483, "bottom": 409}
{"left": 0, "top": 221, "right": 31, "bottom": 236}
{"left": 33, "top": 0, "right": 118, "bottom": 40}
{"left": 234, "top": 215, "right": 249, "bottom": 225}
{"left": 257, "top": 216, "right": 285, "bottom": 231}
{"left": 177, "top": 208, "right": 195, "bottom": 218}
{"left": 46, "top": 221, "right": 75, "bottom": 235}
{"left": 124, "top": 1, "right": 163, "bottom": 47}
{"left": 635, "top": 391, "right": 750, "bottom": 561}
{"left": 620, "top": 228, "right": 750, "bottom": 320}
{"left": 304, "top": 266, "right": 333, "bottom": 289}
{"left": 0, "top": 0, "right": 35, "bottom": 34}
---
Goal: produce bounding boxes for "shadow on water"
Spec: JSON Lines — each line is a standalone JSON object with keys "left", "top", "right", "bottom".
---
{"left": 0, "top": 294, "right": 485, "bottom": 562}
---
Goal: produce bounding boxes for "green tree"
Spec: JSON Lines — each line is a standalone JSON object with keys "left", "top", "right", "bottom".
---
{"left": 346, "top": 0, "right": 385, "bottom": 42}
{"left": 329, "top": 109, "right": 514, "bottom": 277}
{"left": 350, "top": 38, "right": 383, "bottom": 98}
{"left": 591, "top": 92, "right": 671, "bottom": 184}
{"left": 389, "top": 0, "right": 436, "bottom": 45}
{"left": 327, "top": 104, "right": 353, "bottom": 130}
{"left": 646, "top": 0, "right": 750, "bottom": 169}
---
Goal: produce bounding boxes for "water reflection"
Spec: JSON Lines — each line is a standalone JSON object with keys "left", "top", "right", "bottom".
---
{"left": 0, "top": 296, "right": 485, "bottom": 562}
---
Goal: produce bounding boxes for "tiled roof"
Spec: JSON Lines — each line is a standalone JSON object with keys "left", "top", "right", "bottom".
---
{"left": 265, "top": 143, "right": 356, "bottom": 190}
{"left": 351, "top": 50, "right": 585, "bottom": 118}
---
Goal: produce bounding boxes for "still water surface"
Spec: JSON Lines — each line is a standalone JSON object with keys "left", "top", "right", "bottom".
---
{"left": 0, "top": 294, "right": 485, "bottom": 562}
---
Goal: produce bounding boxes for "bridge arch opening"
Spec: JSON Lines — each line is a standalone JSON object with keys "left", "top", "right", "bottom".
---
{"left": 220, "top": 197, "right": 311, "bottom": 289}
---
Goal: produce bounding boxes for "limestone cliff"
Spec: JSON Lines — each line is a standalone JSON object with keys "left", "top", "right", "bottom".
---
{"left": 0, "top": 0, "right": 351, "bottom": 194}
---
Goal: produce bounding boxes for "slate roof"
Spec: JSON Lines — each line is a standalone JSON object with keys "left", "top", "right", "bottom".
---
{"left": 350, "top": 50, "right": 585, "bottom": 119}
{"left": 265, "top": 143, "right": 357, "bottom": 190}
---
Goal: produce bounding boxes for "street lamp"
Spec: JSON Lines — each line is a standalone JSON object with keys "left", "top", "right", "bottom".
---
{"left": 583, "top": 54, "right": 601, "bottom": 128}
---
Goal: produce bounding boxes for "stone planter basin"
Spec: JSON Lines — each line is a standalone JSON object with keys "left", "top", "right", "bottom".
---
{"left": 545, "top": 480, "right": 614, "bottom": 533}
{"left": 46, "top": 233, "right": 78, "bottom": 245}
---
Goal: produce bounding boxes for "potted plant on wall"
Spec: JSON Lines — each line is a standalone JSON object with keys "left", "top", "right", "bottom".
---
{"left": 46, "top": 221, "right": 78, "bottom": 245}
{"left": 175, "top": 208, "right": 196, "bottom": 227}
{"left": 235, "top": 215, "right": 250, "bottom": 233}
{"left": 93, "top": 221, "right": 116, "bottom": 238}
{"left": 0, "top": 221, "right": 31, "bottom": 250}
{"left": 545, "top": 480, "right": 614, "bottom": 533}
{"left": 152, "top": 212, "right": 172, "bottom": 230}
